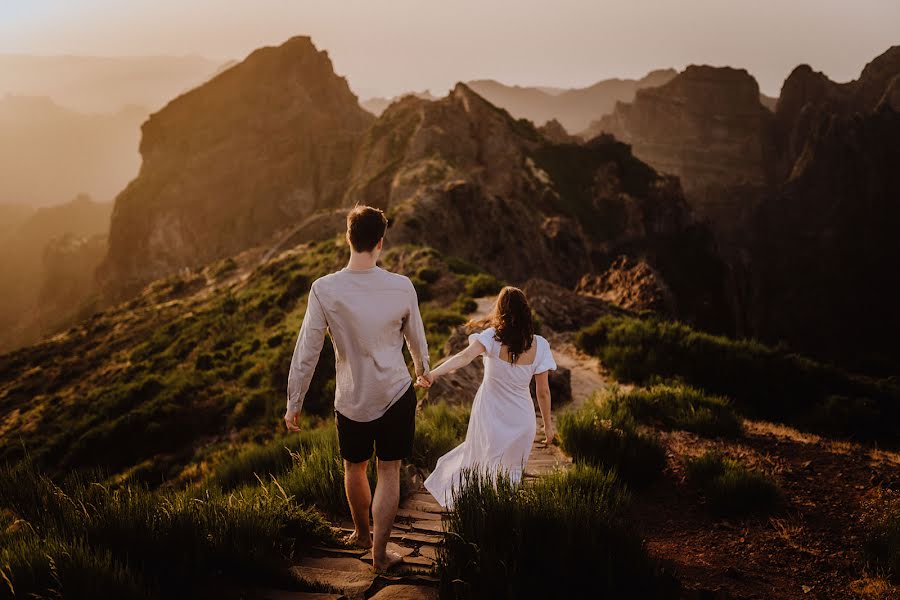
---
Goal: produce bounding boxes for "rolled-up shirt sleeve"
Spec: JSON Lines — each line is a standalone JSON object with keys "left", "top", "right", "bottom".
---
{"left": 286, "top": 283, "right": 328, "bottom": 413}
{"left": 401, "top": 279, "right": 430, "bottom": 376}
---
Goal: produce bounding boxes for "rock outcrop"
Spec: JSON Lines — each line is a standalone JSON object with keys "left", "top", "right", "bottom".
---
{"left": 576, "top": 256, "right": 676, "bottom": 316}
{"left": 97, "top": 36, "right": 374, "bottom": 300}
{"left": 521, "top": 279, "right": 621, "bottom": 332}
{"left": 344, "top": 84, "right": 732, "bottom": 331}
{"left": 589, "top": 66, "right": 775, "bottom": 237}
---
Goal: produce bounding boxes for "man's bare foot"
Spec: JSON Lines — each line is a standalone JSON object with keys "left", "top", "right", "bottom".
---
{"left": 372, "top": 549, "right": 403, "bottom": 571}
{"left": 343, "top": 530, "right": 372, "bottom": 549}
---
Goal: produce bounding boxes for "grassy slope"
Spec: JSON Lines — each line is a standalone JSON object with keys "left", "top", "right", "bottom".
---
{"left": 0, "top": 236, "right": 496, "bottom": 487}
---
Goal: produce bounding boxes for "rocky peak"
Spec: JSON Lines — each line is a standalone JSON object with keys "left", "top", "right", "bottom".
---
{"left": 539, "top": 119, "right": 579, "bottom": 144}
{"left": 590, "top": 65, "right": 775, "bottom": 237}
{"left": 641, "top": 65, "right": 763, "bottom": 115}
{"left": 97, "top": 36, "right": 373, "bottom": 301}
{"left": 854, "top": 46, "right": 900, "bottom": 112}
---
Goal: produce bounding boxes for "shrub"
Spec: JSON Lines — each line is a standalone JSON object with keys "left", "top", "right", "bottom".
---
{"left": 415, "top": 266, "right": 441, "bottom": 284}
{"left": 599, "top": 384, "right": 743, "bottom": 438}
{"left": 576, "top": 315, "right": 900, "bottom": 441}
{"left": 686, "top": 451, "right": 781, "bottom": 517}
{"left": 445, "top": 256, "right": 481, "bottom": 275}
{"left": 558, "top": 402, "right": 666, "bottom": 489}
{"left": 865, "top": 498, "right": 900, "bottom": 580}
{"left": 464, "top": 273, "right": 503, "bottom": 297}
{"left": 411, "top": 402, "right": 471, "bottom": 471}
{"left": 438, "top": 464, "right": 664, "bottom": 599}
{"left": 421, "top": 308, "right": 467, "bottom": 333}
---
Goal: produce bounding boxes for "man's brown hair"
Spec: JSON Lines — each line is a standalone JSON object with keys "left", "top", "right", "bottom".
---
{"left": 346, "top": 205, "right": 388, "bottom": 253}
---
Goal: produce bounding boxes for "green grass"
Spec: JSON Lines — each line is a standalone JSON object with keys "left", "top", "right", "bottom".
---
{"left": 685, "top": 451, "right": 781, "bottom": 517}
{"left": 0, "top": 460, "right": 335, "bottom": 599}
{"left": 411, "top": 402, "right": 471, "bottom": 471}
{"left": 557, "top": 401, "right": 666, "bottom": 489}
{"left": 438, "top": 464, "right": 668, "bottom": 599}
{"left": 576, "top": 315, "right": 900, "bottom": 441}
{"left": 210, "top": 422, "right": 323, "bottom": 491}
{"left": 599, "top": 384, "right": 743, "bottom": 438}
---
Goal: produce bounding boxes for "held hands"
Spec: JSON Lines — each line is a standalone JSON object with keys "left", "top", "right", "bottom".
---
{"left": 414, "top": 371, "right": 435, "bottom": 389}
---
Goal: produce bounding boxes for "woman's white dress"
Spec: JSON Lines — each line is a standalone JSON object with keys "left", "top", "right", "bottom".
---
{"left": 424, "top": 327, "right": 557, "bottom": 508}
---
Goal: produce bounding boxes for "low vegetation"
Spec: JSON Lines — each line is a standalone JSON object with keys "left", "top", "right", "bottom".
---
{"left": 576, "top": 315, "right": 900, "bottom": 441}
{"left": 865, "top": 496, "right": 900, "bottom": 581}
{"left": 685, "top": 451, "right": 781, "bottom": 517}
{"left": 557, "top": 400, "right": 666, "bottom": 488}
{"left": 438, "top": 464, "right": 668, "bottom": 598}
{"left": 0, "top": 460, "right": 335, "bottom": 599}
{"left": 599, "top": 384, "right": 743, "bottom": 438}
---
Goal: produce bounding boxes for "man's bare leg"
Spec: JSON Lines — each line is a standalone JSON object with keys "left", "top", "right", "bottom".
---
{"left": 344, "top": 459, "right": 372, "bottom": 549}
{"left": 372, "top": 458, "right": 403, "bottom": 570}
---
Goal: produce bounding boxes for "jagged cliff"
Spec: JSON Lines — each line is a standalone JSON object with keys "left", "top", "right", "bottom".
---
{"left": 344, "top": 84, "right": 732, "bottom": 331}
{"left": 588, "top": 48, "right": 900, "bottom": 370}
{"left": 589, "top": 66, "right": 776, "bottom": 239}
{"left": 751, "top": 47, "right": 900, "bottom": 371}
{"left": 97, "top": 36, "right": 374, "bottom": 300}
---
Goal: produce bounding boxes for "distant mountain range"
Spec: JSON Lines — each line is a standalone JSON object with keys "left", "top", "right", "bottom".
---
{"left": 362, "top": 71, "right": 778, "bottom": 134}
{"left": 0, "top": 54, "right": 223, "bottom": 113}
{"left": 0, "top": 95, "right": 146, "bottom": 207}
{"left": 0, "top": 194, "right": 111, "bottom": 352}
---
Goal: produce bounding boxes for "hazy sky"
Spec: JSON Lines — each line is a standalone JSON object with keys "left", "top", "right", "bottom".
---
{"left": 1, "top": 0, "right": 897, "bottom": 98}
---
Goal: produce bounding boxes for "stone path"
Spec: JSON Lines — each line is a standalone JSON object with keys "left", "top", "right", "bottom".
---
{"left": 263, "top": 427, "right": 571, "bottom": 600}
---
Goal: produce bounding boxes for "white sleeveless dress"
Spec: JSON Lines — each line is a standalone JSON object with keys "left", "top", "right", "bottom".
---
{"left": 424, "top": 327, "right": 557, "bottom": 508}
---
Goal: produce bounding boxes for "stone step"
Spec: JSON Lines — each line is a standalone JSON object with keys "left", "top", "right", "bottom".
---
{"left": 360, "top": 542, "right": 415, "bottom": 561}
{"left": 252, "top": 591, "right": 347, "bottom": 600}
{"left": 289, "top": 557, "right": 375, "bottom": 600}
{"left": 408, "top": 520, "right": 444, "bottom": 534}
{"left": 396, "top": 508, "right": 442, "bottom": 521}
{"left": 390, "top": 531, "right": 444, "bottom": 545}
{"left": 369, "top": 584, "right": 438, "bottom": 599}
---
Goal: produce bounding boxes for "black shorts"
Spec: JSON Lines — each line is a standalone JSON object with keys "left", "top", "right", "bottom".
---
{"left": 335, "top": 383, "right": 417, "bottom": 463}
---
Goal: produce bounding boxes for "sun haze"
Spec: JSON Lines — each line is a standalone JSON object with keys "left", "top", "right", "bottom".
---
{"left": 1, "top": 0, "right": 897, "bottom": 98}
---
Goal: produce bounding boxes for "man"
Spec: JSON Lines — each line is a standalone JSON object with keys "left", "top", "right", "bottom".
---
{"left": 284, "top": 205, "right": 429, "bottom": 571}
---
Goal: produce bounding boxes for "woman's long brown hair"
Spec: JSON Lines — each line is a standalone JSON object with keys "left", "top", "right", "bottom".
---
{"left": 467, "top": 286, "right": 534, "bottom": 363}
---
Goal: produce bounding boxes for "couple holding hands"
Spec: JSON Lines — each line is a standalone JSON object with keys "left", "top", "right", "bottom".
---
{"left": 284, "top": 205, "right": 556, "bottom": 570}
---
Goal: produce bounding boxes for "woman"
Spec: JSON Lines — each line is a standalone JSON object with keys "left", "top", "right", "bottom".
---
{"left": 417, "top": 286, "right": 557, "bottom": 508}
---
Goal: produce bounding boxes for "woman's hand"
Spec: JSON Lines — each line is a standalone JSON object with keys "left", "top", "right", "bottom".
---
{"left": 543, "top": 421, "right": 556, "bottom": 445}
{"left": 415, "top": 372, "right": 434, "bottom": 389}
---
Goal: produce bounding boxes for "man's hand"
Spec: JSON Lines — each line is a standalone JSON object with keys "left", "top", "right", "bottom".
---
{"left": 414, "top": 372, "right": 434, "bottom": 389}
{"left": 284, "top": 406, "right": 302, "bottom": 432}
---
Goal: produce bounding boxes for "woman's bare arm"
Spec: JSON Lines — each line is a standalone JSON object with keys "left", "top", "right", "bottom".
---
{"left": 420, "top": 339, "right": 485, "bottom": 384}
{"left": 534, "top": 371, "right": 554, "bottom": 443}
